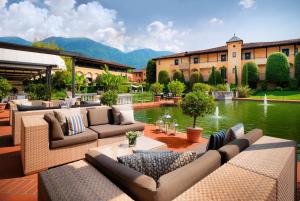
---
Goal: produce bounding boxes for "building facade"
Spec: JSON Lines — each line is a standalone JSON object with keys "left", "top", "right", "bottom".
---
{"left": 131, "top": 69, "right": 146, "bottom": 83}
{"left": 154, "top": 36, "right": 300, "bottom": 84}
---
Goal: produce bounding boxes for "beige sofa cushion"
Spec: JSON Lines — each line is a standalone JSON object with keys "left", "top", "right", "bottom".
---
{"left": 120, "top": 110, "right": 135, "bottom": 125}
{"left": 112, "top": 105, "right": 132, "bottom": 125}
{"left": 87, "top": 107, "right": 110, "bottom": 126}
{"left": 89, "top": 121, "right": 144, "bottom": 138}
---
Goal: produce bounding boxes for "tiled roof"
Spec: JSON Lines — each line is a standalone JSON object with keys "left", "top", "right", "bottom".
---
{"left": 153, "top": 38, "right": 300, "bottom": 60}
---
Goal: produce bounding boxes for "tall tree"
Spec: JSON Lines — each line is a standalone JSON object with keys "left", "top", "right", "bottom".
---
{"left": 295, "top": 53, "right": 300, "bottom": 85}
{"left": 146, "top": 60, "right": 157, "bottom": 84}
{"left": 235, "top": 66, "right": 238, "bottom": 85}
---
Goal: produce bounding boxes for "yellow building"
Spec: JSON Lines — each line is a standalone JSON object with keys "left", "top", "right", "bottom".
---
{"left": 74, "top": 56, "right": 134, "bottom": 83}
{"left": 154, "top": 36, "right": 300, "bottom": 84}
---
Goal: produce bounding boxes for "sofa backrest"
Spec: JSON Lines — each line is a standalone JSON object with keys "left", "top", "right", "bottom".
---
{"left": 86, "top": 151, "right": 157, "bottom": 201}
{"left": 12, "top": 105, "right": 108, "bottom": 145}
{"left": 218, "top": 128, "right": 263, "bottom": 164}
{"left": 85, "top": 150, "right": 221, "bottom": 201}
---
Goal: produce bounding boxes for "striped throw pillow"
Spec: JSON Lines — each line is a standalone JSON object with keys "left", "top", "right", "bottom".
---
{"left": 66, "top": 114, "right": 85, "bottom": 135}
{"left": 206, "top": 130, "right": 227, "bottom": 151}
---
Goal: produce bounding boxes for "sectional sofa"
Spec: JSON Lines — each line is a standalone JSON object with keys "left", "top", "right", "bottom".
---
{"left": 38, "top": 127, "right": 296, "bottom": 201}
{"left": 21, "top": 106, "right": 144, "bottom": 175}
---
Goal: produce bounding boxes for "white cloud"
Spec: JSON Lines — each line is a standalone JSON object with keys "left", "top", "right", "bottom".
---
{"left": 209, "top": 18, "right": 224, "bottom": 25}
{"left": 128, "top": 21, "right": 187, "bottom": 52}
{"left": 0, "top": 0, "right": 7, "bottom": 9}
{"left": 239, "top": 0, "right": 255, "bottom": 9}
{"left": 0, "top": 1, "right": 128, "bottom": 50}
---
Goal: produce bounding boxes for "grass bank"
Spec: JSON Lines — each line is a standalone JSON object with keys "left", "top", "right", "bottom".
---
{"left": 250, "top": 90, "right": 300, "bottom": 100}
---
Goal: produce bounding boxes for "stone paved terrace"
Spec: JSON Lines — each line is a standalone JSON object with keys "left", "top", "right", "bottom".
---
{"left": 0, "top": 103, "right": 299, "bottom": 201}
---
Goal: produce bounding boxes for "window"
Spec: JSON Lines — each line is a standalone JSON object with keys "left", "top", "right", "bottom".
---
{"left": 232, "top": 52, "right": 236, "bottom": 58}
{"left": 193, "top": 57, "right": 199, "bottom": 64}
{"left": 244, "top": 52, "right": 251, "bottom": 60}
{"left": 174, "top": 59, "right": 179, "bottom": 65}
{"left": 233, "top": 45, "right": 236, "bottom": 48}
{"left": 282, "top": 48, "right": 289, "bottom": 56}
{"left": 221, "top": 54, "right": 227, "bottom": 61}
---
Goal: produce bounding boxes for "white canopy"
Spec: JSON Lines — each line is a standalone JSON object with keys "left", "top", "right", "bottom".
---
{"left": 0, "top": 48, "right": 66, "bottom": 70}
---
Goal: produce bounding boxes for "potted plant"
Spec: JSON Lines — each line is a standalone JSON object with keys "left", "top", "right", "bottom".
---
{"left": 168, "top": 80, "right": 185, "bottom": 104}
{"left": 126, "top": 131, "right": 142, "bottom": 146}
{"left": 150, "top": 82, "right": 163, "bottom": 102}
{"left": 180, "top": 91, "right": 215, "bottom": 142}
{"left": 100, "top": 91, "right": 118, "bottom": 106}
{"left": 0, "top": 77, "right": 12, "bottom": 112}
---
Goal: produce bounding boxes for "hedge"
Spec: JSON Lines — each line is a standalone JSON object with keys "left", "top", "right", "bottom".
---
{"left": 266, "top": 52, "right": 290, "bottom": 86}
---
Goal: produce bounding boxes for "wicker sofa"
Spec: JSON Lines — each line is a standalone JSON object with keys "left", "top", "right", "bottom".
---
{"left": 37, "top": 128, "right": 297, "bottom": 201}
{"left": 21, "top": 106, "right": 145, "bottom": 175}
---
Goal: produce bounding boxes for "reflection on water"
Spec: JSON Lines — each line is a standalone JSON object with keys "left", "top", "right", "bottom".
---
{"left": 135, "top": 101, "right": 300, "bottom": 146}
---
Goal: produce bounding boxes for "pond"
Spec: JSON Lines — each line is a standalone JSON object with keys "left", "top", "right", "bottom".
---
{"left": 134, "top": 100, "right": 300, "bottom": 155}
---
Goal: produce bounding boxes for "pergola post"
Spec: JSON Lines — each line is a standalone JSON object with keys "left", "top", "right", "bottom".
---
{"left": 72, "top": 58, "right": 76, "bottom": 98}
{"left": 46, "top": 66, "right": 52, "bottom": 102}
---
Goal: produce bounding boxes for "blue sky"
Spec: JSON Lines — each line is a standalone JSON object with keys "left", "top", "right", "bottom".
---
{"left": 0, "top": 0, "right": 299, "bottom": 52}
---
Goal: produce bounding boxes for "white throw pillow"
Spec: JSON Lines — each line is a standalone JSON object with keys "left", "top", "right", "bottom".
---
{"left": 120, "top": 110, "right": 135, "bottom": 125}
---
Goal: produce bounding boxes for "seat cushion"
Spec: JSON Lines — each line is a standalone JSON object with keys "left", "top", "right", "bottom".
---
{"left": 89, "top": 121, "right": 144, "bottom": 138}
{"left": 44, "top": 113, "right": 64, "bottom": 141}
{"left": 17, "top": 104, "right": 44, "bottom": 111}
{"left": 50, "top": 128, "right": 98, "bottom": 149}
{"left": 87, "top": 107, "right": 111, "bottom": 126}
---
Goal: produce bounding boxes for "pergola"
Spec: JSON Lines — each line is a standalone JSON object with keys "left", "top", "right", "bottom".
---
{"left": 0, "top": 42, "right": 80, "bottom": 99}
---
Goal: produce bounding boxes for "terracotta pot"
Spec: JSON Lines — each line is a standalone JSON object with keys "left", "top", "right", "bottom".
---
{"left": 0, "top": 103, "right": 6, "bottom": 113}
{"left": 154, "top": 96, "right": 161, "bottom": 102}
{"left": 173, "top": 96, "right": 181, "bottom": 104}
{"left": 186, "top": 127, "right": 203, "bottom": 143}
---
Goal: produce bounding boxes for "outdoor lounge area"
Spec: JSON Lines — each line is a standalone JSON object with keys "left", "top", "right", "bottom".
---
{"left": 0, "top": 100, "right": 299, "bottom": 201}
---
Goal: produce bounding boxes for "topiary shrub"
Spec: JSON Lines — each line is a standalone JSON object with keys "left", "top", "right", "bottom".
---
{"left": 180, "top": 91, "right": 215, "bottom": 128}
{"left": 260, "top": 80, "right": 268, "bottom": 91}
{"left": 234, "top": 66, "right": 238, "bottom": 85}
{"left": 158, "top": 70, "right": 170, "bottom": 84}
{"left": 242, "top": 62, "right": 259, "bottom": 88}
{"left": 295, "top": 53, "right": 300, "bottom": 85}
{"left": 146, "top": 60, "right": 156, "bottom": 84}
{"left": 150, "top": 82, "right": 163, "bottom": 95}
{"left": 266, "top": 52, "right": 290, "bottom": 86}
{"left": 172, "top": 70, "right": 185, "bottom": 82}
{"left": 0, "top": 77, "right": 12, "bottom": 102}
{"left": 192, "top": 83, "right": 211, "bottom": 92}
{"left": 168, "top": 80, "right": 185, "bottom": 97}
{"left": 189, "top": 72, "right": 200, "bottom": 87}
{"left": 220, "top": 66, "right": 227, "bottom": 83}
{"left": 100, "top": 91, "right": 118, "bottom": 106}
{"left": 199, "top": 73, "right": 204, "bottom": 83}
{"left": 208, "top": 66, "right": 222, "bottom": 85}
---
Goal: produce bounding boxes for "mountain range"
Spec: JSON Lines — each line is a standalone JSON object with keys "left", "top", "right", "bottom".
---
{"left": 0, "top": 37, "right": 173, "bottom": 69}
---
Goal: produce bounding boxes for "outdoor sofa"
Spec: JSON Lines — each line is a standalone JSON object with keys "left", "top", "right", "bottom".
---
{"left": 21, "top": 106, "right": 144, "bottom": 175}
{"left": 38, "top": 127, "right": 297, "bottom": 201}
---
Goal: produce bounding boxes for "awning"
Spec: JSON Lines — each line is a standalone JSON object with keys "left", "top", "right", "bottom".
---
{"left": 0, "top": 48, "right": 66, "bottom": 70}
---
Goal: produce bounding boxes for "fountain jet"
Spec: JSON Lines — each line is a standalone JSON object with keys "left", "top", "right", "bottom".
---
{"left": 214, "top": 106, "right": 221, "bottom": 119}
{"left": 264, "top": 94, "right": 268, "bottom": 106}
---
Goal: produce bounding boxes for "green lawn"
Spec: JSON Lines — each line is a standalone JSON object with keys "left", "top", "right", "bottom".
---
{"left": 250, "top": 90, "right": 300, "bottom": 100}
{"left": 132, "top": 92, "right": 154, "bottom": 103}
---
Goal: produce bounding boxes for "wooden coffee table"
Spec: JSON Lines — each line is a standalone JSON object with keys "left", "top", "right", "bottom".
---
{"left": 90, "top": 136, "right": 167, "bottom": 160}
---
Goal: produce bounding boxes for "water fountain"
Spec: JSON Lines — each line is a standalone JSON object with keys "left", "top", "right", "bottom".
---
{"left": 213, "top": 106, "right": 221, "bottom": 119}
{"left": 264, "top": 94, "right": 268, "bottom": 106}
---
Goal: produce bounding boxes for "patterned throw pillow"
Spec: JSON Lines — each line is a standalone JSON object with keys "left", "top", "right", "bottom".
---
{"left": 117, "top": 151, "right": 197, "bottom": 182}
{"left": 206, "top": 130, "right": 227, "bottom": 151}
{"left": 224, "top": 123, "right": 245, "bottom": 144}
{"left": 66, "top": 114, "right": 85, "bottom": 135}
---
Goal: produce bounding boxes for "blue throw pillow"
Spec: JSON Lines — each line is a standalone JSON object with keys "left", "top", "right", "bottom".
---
{"left": 206, "top": 130, "right": 226, "bottom": 151}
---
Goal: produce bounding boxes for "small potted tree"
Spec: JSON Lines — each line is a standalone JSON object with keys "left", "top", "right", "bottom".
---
{"left": 0, "top": 77, "right": 12, "bottom": 112}
{"left": 150, "top": 82, "right": 163, "bottom": 102}
{"left": 168, "top": 80, "right": 185, "bottom": 104}
{"left": 180, "top": 91, "right": 215, "bottom": 142}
